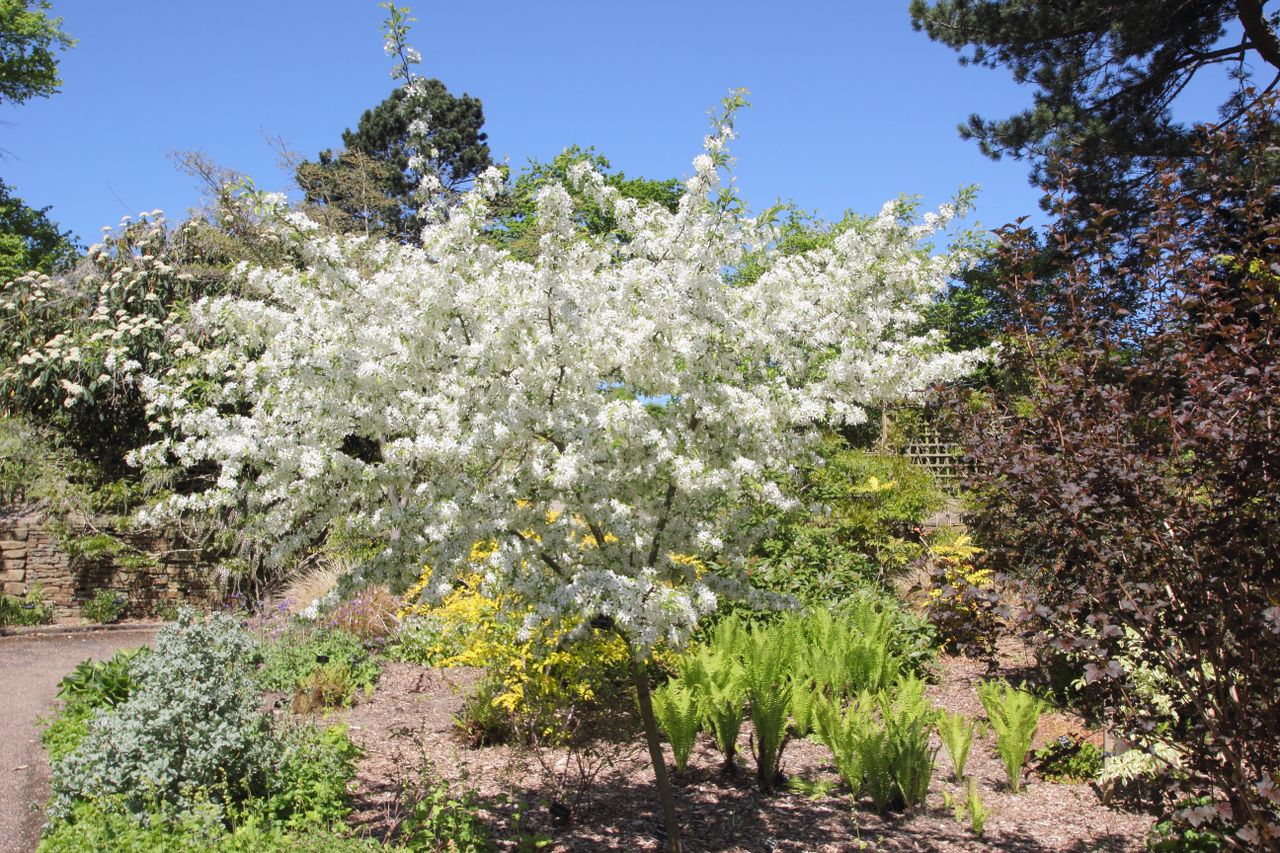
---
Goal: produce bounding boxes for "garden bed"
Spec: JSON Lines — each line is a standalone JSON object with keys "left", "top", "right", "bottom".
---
{"left": 336, "top": 651, "right": 1154, "bottom": 851}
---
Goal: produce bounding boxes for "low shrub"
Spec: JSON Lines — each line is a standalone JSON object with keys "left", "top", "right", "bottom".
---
{"left": 1033, "top": 735, "right": 1102, "bottom": 782}
{"left": 394, "top": 565, "right": 631, "bottom": 744}
{"left": 49, "top": 609, "right": 277, "bottom": 819}
{"left": 291, "top": 661, "right": 363, "bottom": 714}
{"left": 154, "top": 599, "right": 180, "bottom": 621}
{"left": 38, "top": 795, "right": 389, "bottom": 853}
{"left": 921, "top": 532, "right": 1002, "bottom": 663}
{"left": 41, "top": 647, "right": 147, "bottom": 761}
{"left": 748, "top": 439, "right": 943, "bottom": 603}
{"left": 259, "top": 626, "right": 379, "bottom": 700}
{"left": 264, "top": 724, "right": 364, "bottom": 829}
{"left": 454, "top": 674, "right": 515, "bottom": 748}
{"left": 80, "top": 589, "right": 126, "bottom": 624}
{"left": 0, "top": 584, "right": 55, "bottom": 626}
{"left": 400, "top": 781, "right": 494, "bottom": 853}
{"left": 1098, "top": 741, "right": 1183, "bottom": 810}
{"left": 43, "top": 631, "right": 373, "bottom": 848}
{"left": 1149, "top": 797, "right": 1229, "bottom": 852}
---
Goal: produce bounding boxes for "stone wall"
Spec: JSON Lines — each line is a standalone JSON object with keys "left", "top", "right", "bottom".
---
{"left": 0, "top": 505, "right": 219, "bottom": 620}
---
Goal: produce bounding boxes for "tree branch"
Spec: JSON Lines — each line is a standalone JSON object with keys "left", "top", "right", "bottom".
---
{"left": 1189, "top": 41, "right": 1254, "bottom": 64}
{"left": 646, "top": 483, "right": 677, "bottom": 570}
{"left": 1238, "top": 0, "right": 1280, "bottom": 71}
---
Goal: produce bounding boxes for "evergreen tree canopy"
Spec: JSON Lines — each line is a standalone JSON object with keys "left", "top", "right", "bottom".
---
{"left": 295, "top": 81, "right": 490, "bottom": 240}
{"left": 909, "top": 1, "right": 1280, "bottom": 209}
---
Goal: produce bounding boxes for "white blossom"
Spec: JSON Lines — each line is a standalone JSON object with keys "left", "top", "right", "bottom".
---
{"left": 141, "top": 105, "right": 986, "bottom": 651}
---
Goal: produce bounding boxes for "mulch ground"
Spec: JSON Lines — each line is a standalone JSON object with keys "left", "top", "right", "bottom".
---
{"left": 334, "top": 642, "right": 1155, "bottom": 852}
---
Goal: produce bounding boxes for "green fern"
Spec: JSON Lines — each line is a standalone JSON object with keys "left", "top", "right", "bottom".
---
{"left": 680, "top": 647, "right": 745, "bottom": 774}
{"left": 878, "top": 676, "right": 938, "bottom": 810}
{"left": 652, "top": 680, "right": 701, "bottom": 773}
{"left": 788, "top": 679, "right": 823, "bottom": 739}
{"left": 966, "top": 778, "right": 989, "bottom": 836}
{"left": 936, "top": 710, "right": 975, "bottom": 781}
{"left": 813, "top": 692, "right": 875, "bottom": 796}
{"left": 858, "top": 722, "right": 897, "bottom": 812}
{"left": 978, "top": 680, "right": 1044, "bottom": 792}
{"left": 814, "top": 680, "right": 936, "bottom": 814}
{"left": 743, "top": 624, "right": 792, "bottom": 794}
{"left": 836, "top": 602, "right": 902, "bottom": 695}
{"left": 709, "top": 613, "right": 749, "bottom": 659}
{"left": 795, "top": 603, "right": 901, "bottom": 699}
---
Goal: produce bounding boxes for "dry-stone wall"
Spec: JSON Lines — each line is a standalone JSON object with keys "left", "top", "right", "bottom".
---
{"left": 0, "top": 505, "right": 218, "bottom": 620}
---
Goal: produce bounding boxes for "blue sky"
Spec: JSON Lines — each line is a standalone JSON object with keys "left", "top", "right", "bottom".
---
{"left": 0, "top": 1, "right": 1239, "bottom": 247}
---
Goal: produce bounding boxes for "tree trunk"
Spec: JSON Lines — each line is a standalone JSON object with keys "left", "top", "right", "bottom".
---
{"left": 630, "top": 652, "right": 683, "bottom": 853}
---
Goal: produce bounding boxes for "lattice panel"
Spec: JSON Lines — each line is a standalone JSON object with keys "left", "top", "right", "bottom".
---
{"left": 901, "top": 424, "right": 965, "bottom": 486}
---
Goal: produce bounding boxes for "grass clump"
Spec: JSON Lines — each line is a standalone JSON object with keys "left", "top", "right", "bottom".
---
{"left": 80, "top": 589, "right": 126, "bottom": 624}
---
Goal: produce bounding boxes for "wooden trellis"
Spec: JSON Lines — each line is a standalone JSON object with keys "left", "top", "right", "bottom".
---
{"left": 881, "top": 408, "right": 966, "bottom": 488}
{"left": 903, "top": 426, "right": 964, "bottom": 486}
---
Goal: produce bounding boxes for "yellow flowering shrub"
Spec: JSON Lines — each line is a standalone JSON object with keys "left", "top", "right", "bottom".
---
{"left": 923, "top": 533, "right": 1002, "bottom": 660}
{"left": 390, "top": 547, "right": 632, "bottom": 743}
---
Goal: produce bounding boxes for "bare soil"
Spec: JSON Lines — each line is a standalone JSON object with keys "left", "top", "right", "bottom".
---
{"left": 334, "top": 644, "right": 1155, "bottom": 852}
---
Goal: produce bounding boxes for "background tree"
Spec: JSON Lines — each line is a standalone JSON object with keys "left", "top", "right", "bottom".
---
{"left": 296, "top": 81, "right": 491, "bottom": 240}
{"left": 0, "top": 0, "right": 77, "bottom": 283}
{"left": 909, "top": 1, "right": 1280, "bottom": 217}
{"left": 0, "top": 178, "right": 76, "bottom": 281}
{"left": 485, "top": 145, "right": 684, "bottom": 261}
{"left": 0, "top": 0, "right": 74, "bottom": 107}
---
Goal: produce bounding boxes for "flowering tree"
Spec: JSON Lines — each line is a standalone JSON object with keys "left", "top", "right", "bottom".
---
{"left": 136, "top": 12, "right": 982, "bottom": 848}
{"left": 140, "top": 125, "right": 976, "bottom": 842}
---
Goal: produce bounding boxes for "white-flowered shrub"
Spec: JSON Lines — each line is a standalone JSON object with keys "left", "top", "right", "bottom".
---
{"left": 137, "top": 93, "right": 985, "bottom": 654}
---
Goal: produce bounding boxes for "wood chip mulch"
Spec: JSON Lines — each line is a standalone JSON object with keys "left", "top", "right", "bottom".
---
{"left": 332, "top": 645, "right": 1154, "bottom": 852}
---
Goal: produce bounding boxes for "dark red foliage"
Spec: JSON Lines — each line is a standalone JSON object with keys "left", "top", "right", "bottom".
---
{"left": 951, "top": 101, "right": 1280, "bottom": 849}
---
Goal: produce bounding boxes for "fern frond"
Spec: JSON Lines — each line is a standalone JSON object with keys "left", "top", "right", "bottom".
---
{"left": 652, "top": 679, "right": 701, "bottom": 773}
{"left": 936, "top": 710, "right": 975, "bottom": 781}
{"left": 978, "top": 679, "right": 1043, "bottom": 792}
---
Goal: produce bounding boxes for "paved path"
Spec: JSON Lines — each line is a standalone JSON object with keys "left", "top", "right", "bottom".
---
{"left": 0, "top": 628, "right": 158, "bottom": 853}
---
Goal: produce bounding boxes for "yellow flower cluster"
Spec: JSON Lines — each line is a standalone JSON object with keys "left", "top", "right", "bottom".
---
{"left": 925, "top": 533, "right": 1000, "bottom": 653}
{"left": 927, "top": 534, "right": 992, "bottom": 601}
{"left": 398, "top": 546, "right": 630, "bottom": 718}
